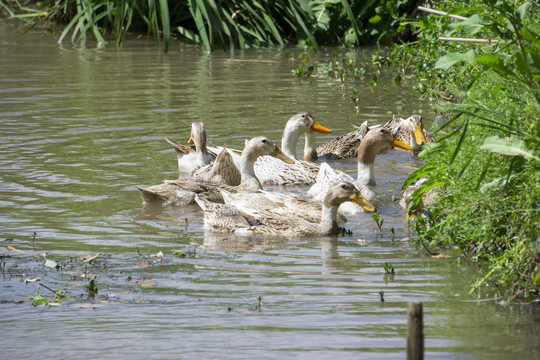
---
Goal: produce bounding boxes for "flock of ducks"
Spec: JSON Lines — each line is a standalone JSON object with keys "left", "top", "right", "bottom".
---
{"left": 138, "top": 112, "right": 433, "bottom": 237}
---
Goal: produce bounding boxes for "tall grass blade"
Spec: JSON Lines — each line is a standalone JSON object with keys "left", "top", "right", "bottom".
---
{"left": 339, "top": 0, "right": 360, "bottom": 46}
{"left": 158, "top": 0, "right": 170, "bottom": 53}
{"left": 449, "top": 116, "right": 469, "bottom": 165}
{"left": 401, "top": 165, "right": 437, "bottom": 191}
{"left": 475, "top": 153, "right": 493, "bottom": 191}
{"left": 288, "top": 0, "right": 318, "bottom": 49}
{"left": 188, "top": 0, "right": 211, "bottom": 50}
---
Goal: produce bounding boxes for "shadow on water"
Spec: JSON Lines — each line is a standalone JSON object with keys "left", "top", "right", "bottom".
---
{"left": 0, "top": 19, "right": 539, "bottom": 360}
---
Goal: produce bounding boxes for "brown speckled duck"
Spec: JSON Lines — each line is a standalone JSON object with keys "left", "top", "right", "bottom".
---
{"left": 195, "top": 181, "right": 375, "bottom": 236}
{"left": 137, "top": 136, "right": 294, "bottom": 206}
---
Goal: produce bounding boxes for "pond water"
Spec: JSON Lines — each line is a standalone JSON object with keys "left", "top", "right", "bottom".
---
{"left": 1, "top": 18, "right": 539, "bottom": 359}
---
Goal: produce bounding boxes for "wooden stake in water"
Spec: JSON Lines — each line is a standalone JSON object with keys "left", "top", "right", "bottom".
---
{"left": 407, "top": 301, "right": 424, "bottom": 360}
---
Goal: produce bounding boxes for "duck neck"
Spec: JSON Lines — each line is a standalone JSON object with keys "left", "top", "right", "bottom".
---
{"left": 282, "top": 125, "right": 301, "bottom": 159}
{"left": 303, "top": 132, "right": 318, "bottom": 161}
{"left": 318, "top": 205, "right": 340, "bottom": 235}
{"left": 196, "top": 147, "right": 209, "bottom": 166}
{"left": 239, "top": 155, "right": 262, "bottom": 190}
{"left": 357, "top": 140, "right": 376, "bottom": 186}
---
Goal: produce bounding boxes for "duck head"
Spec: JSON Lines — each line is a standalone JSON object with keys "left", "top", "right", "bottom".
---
{"left": 282, "top": 111, "right": 332, "bottom": 160}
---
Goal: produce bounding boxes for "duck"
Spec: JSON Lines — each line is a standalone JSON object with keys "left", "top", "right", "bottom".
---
{"left": 198, "top": 111, "right": 333, "bottom": 186}
{"left": 217, "top": 184, "right": 354, "bottom": 225}
{"left": 137, "top": 136, "right": 294, "bottom": 206}
{"left": 315, "top": 114, "right": 432, "bottom": 159}
{"left": 165, "top": 122, "right": 213, "bottom": 174}
{"left": 398, "top": 177, "right": 439, "bottom": 220}
{"left": 315, "top": 121, "right": 370, "bottom": 160}
{"left": 389, "top": 115, "right": 432, "bottom": 152}
{"left": 190, "top": 145, "right": 241, "bottom": 186}
{"left": 194, "top": 180, "right": 376, "bottom": 236}
{"left": 308, "top": 126, "right": 413, "bottom": 214}
{"left": 254, "top": 111, "right": 332, "bottom": 185}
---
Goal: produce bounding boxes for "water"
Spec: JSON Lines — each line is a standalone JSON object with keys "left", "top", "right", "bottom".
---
{"left": 0, "top": 19, "right": 539, "bottom": 359}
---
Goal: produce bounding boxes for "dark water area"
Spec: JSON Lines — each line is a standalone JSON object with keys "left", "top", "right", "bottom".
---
{"left": 0, "top": 18, "right": 539, "bottom": 359}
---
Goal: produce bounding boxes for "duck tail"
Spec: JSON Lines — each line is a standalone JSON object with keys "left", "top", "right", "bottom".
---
{"left": 137, "top": 187, "right": 168, "bottom": 203}
{"left": 165, "top": 136, "right": 193, "bottom": 154}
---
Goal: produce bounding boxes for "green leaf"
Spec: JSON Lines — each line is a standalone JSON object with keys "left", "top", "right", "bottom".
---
{"left": 369, "top": 15, "right": 382, "bottom": 24}
{"left": 475, "top": 54, "right": 513, "bottom": 77}
{"left": 480, "top": 136, "right": 540, "bottom": 162}
{"left": 29, "top": 295, "right": 49, "bottom": 306}
{"left": 409, "top": 178, "right": 448, "bottom": 213}
{"left": 445, "top": 14, "right": 487, "bottom": 36}
{"left": 402, "top": 165, "right": 437, "bottom": 191}
{"left": 435, "top": 50, "right": 477, "bottom": 70}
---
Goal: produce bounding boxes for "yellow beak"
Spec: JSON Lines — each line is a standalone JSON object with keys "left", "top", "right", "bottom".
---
{"left": 391, "top": 136, "right": 413, "bottom": 151}
{"left": 187, "top": 136, "right": 194, "bottom": 144}
{"left": 269, "top": 144, "right": 295, "bottom": 164}
{"left": 311, "top": 120, "right": 332, "bottom": 134}
{"left": 350, "top": 193, "right": 376, "bottom": 212}
{"left": 413, "top": 124, "right": 428, "bottom": 146}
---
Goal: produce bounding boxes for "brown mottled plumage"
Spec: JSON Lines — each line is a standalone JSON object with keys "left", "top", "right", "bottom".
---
{"left": 137, "top": 137, "right": 294, "bottom": 206}
{"left": 316, "top": 115, "right": 433, "bottom": 160}
{"left": 195, "top": 181, "right": 375, "bottom": 237}
{"left": 316, "top": 121, "right": 370, "bottom": 160}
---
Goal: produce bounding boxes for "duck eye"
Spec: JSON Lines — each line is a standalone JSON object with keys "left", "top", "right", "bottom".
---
{"left": 261, "top": 139, "right": 267, "bottom": 143}
{"left": 341, "top": 184, "right": 347, "bottom": 190}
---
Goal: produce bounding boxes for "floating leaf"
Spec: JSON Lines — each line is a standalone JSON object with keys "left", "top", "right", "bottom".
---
{"left": 81, "top": 252, "right": 103, "bottom": 263}
{"left": 136, "top": 263, "right": 150, "bottom": 267}
{"left": 86, "top": 279, "right": 98, "bottom": 298}
{"left": 44, "top": 259, "right": 58, "bottom": 268}
{"left": 481, "top": 136, "right": 540, "bottom": 162}
{"left": 138, "top": 282, "right": 156, "bottom": 287}
{"left": 6, "top": 245, "right": 25, "bottom": 254}
{"left": 28, "top": 295, "right": 49, "bottom": 306}
{"left": 431, "top": 253, "right": 451, "bottom": 259}
{"left": 24, "top": 278, "right": 42, "bottom": 284}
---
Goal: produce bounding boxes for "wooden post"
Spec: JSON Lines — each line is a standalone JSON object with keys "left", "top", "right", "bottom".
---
{"left": 407, "top": 301, "right": 424, "bottom": 360}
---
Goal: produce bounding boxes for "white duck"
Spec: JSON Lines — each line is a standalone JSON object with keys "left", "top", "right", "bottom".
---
{"left": 165, "top": 122, "right": 213, "bottom": 174}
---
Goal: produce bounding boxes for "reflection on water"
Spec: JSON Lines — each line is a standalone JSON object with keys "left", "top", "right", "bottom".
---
{"left": 0, "top": 19, "right": 539, "bottom": 360}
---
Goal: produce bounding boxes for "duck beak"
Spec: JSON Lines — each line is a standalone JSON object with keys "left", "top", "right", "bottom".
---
{"left": 311, "top": 120, "right": 332, "bottom": 134}
{"left": 413, "top": 124, "right": 428, "bottom": 146}
{"left": 187, "top": 136, "right": 194, "bottom": 144}
{"left": 350, "top": 193, "right": 376, "bottom": 212}
{"left": 270, "top": 144, "right": 295, "bottom": 164}
{"left": 390, "top": 135, "right": 413, "bottom": 151}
